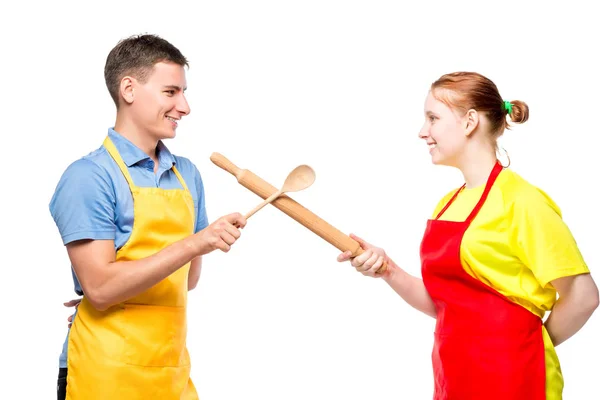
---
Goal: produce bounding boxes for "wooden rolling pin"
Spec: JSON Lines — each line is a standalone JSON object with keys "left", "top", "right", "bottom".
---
{"left": 210, "top": 152, "right": 387, "bottom": 274}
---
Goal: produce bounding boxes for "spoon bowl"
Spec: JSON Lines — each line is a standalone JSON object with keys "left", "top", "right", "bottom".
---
{"left": 245, "top": 164, "right": 316, "bottom": 219}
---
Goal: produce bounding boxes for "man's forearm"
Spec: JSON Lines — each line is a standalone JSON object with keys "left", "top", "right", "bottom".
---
{"left": 76, "top": 234, "right": 203, "bottom": 310}
{"left": 187, "top": 257, "right": 202, "bottom": 291}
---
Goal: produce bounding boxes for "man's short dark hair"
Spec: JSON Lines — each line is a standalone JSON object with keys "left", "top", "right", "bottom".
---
{"left": 104, "top": 34, "right": 189, "bottom": 107}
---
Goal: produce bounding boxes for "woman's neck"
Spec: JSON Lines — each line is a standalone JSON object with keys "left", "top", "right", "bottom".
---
{"left": 457, "top": 149, "right": 498, "bottom": 189}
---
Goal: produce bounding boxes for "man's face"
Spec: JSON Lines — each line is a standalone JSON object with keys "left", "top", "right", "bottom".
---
{"left": 129, "top": 61, "right": 190, "bottom": 141}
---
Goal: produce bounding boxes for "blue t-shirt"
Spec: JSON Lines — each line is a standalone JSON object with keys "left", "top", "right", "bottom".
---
{"left": 49, "top": 128, "right": 209, "bottom": 368}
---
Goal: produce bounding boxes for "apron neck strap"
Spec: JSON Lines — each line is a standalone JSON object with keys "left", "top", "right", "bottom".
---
{"left": 465, "top": 161, "right": 503, "bottom": 224}
{"left": 435, "top": 184, "right": 466, "bottom": 220}
{"left": 171, "top": 166, "right": 189, "bottom": 191}
{"left": 103, "top": 136, "right": 135, "bottom": 188}
{"left": 435, "top": 161, "right": 504, "bottom": 223}
{"left": 103, "top": 136, "right": 191, "bottom": 192}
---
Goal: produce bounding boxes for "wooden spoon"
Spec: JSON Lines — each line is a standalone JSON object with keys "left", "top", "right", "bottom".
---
{"left": 245, "top": 165, "right": 316, "bottom": 219}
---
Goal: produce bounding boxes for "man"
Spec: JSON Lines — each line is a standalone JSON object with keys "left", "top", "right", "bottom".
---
{"left": 50, "top": 34, "right": 246, "bottom": 399}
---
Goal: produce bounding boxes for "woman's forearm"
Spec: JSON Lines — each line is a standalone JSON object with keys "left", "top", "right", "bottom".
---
{"left": 545, "top": 274, "right": 599, "bottom": 346}
{"left": 382, "top": 257, "right": 437, "bottom": 318}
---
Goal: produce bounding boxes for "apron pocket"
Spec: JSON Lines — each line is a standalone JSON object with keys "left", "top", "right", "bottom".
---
{"left": 120, "top": 304, "right": 190, "bottom": 367}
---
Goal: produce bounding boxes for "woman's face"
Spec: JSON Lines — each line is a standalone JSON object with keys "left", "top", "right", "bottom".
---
{"left": 419, "top": 91, "right": 469, "bottom": 167}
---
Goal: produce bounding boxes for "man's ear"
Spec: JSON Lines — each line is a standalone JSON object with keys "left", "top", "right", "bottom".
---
{"left": 120, "top": 76, "right": 135, "bottom": 105}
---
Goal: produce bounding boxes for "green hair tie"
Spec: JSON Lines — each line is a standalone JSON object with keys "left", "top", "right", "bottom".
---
{"left": 503, "top": 100, "right": 513, "bottom": 115}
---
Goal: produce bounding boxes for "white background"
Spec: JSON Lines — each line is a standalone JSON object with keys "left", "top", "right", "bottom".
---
{"left": 2, "top": 0, "right": 599, "bottom": 399}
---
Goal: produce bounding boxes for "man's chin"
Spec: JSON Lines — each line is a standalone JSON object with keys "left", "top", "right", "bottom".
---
{"left": 156, "top": 130, "right": 177, "bottom": 141}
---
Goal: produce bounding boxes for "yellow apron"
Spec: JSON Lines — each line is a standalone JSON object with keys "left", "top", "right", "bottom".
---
{"left": 66, "top": 137, "right": 198, "bottom": 399}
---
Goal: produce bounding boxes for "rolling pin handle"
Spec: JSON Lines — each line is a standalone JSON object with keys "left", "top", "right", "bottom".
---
{"left": 210, "top": 152, "right": 241, "bottom": 176}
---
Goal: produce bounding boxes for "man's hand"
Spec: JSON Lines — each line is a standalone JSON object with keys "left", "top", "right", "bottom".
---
{"left": 193, "top": 213, "right": 247, "bottom": 255}
{"left": 64, "top": 298, "right": 81, "bottom": 328}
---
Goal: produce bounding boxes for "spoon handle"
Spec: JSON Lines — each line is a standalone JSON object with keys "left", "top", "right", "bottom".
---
{"left": 245, "top": 190, "right": 283, "bottom": 219}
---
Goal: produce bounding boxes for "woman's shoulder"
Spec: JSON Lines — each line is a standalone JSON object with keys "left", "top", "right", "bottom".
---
{"left": 497, "top": 169, "right": 562, "bottom": 217}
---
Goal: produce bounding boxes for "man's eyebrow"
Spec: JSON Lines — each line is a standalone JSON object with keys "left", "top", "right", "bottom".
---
{"left": 163, "top": 85, "right": 187, "bottom": 91}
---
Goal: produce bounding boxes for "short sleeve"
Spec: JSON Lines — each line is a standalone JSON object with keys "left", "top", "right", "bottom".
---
{"left": 509, "top": 187, "right": 589, "bottom": 287}
{"left": 49, "top": 159, "right": 117, "bottom": 245}
{"left": 193, "top": 165, "right": 209, "bottom": 233}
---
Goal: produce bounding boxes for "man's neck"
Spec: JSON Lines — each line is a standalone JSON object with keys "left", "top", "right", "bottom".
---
{"left": 114, "top": 115, "right": 159, "bottom": 168}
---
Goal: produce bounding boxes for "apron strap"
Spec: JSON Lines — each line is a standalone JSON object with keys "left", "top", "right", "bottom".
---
{"left": 435, "top": 161, "right": 504, "bottom": 222}
{"left": 103, "top": 137, "right": 136, "bottom": 188}
{"left": 435, "top": 184, "right": 466, "bottom": 220}
{"left": 465, "top": 161, "right": 503, "bottom": 224}
{"left": 104, "top": 137, "right": 190, "bottom": 192}
{"left": 171, "top": 166, "right": 189, "bottom": 192}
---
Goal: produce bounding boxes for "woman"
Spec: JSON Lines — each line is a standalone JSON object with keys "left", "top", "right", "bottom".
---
{"left": 337, "top": 72, "right": 599, "bottom": 400}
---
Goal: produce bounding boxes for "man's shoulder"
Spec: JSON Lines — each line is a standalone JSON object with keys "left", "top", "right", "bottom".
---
{"left": 49, "top": 146, "right": 119, "bottom": 219}
{"left": 54, "top": 144, "right": 123, "bottom": 195}
{"left": 64, "top": 146, "right": 115, "bottom": 178}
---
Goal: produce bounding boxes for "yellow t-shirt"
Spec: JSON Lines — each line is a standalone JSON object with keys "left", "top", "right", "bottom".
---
{"left": 432, "top": 167, "right": 590, "bottom": 399}
{"left": 433, "top": 168, "right": 589, "bottom": 318}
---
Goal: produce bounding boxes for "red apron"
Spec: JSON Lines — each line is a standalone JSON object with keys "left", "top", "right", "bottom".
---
{"left": 420, "top": 162, "right": 546, "bottom": 400}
